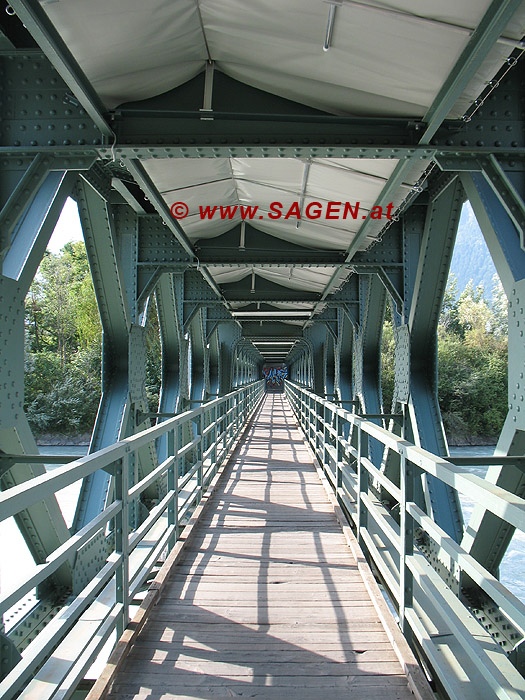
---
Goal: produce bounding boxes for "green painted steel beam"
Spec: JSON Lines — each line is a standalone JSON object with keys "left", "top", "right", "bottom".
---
{"left": 407, "top": 179, "right": 465, "bottom": 541}
{"left": 0, "top": 154, "right": 50, "bottom": 252}
{"left": 73, "top": 180, "right": 130, "bottom": 531}
{"left": 3, "top": 171, "right": 75, "bottom": 291}
{"left": 7, "top": 0, "right": 112, "bottom": 139}
{"left": 419, "top": 0, "right": 523, "bottom": 145}
{"left": 0, "top": 168, "right": 75, "bottom": 587}
{"left": 242, "top": 322, "right": 304, "bottom": 338}
{"left": 104, "top": 145, "right": 524, "bottom": 159}
{"left": 459, "top": 171, "right": 525, "bottom": 576}
{"left": 123, "top": 160, "right": 229, "bottom": 308}
{"left": 124, "top": 160, "right": 195, "bottom": 260}
{"left": 195, "top": 225, "right": 348, "bottom": 265}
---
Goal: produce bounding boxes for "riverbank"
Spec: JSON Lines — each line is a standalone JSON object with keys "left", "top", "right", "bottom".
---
{"left": 447, "top": 435, "right": 497, "bottom": 447}
{"left": 36, "top": 433, "right": 91, "bottom": 446}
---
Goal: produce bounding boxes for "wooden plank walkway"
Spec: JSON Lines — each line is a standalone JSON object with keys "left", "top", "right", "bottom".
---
{"left": 104, "top": 393, "right": 428, "bottom": 700}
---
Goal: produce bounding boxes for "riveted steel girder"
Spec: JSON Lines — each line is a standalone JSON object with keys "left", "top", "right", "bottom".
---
{"left": 195, "top": 225, "right": 348, "bottom": 265}
{"left": 407, "top": 180, "right": 465, "bottom": 541}
{"left": 0, "top": 166, "right": 77, "bottom": 590}
{"left": 460, "top": 170, "right": 525, "bottom": 574}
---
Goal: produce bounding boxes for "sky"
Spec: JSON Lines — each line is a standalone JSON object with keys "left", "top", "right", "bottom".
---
{"left": 47, "top": 196, "right": 83, "bottom": 253}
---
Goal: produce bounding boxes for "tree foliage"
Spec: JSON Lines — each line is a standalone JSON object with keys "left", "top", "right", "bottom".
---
{"left": 381, "top": 274, "right": 508, "bottom": 443}
{"left": 25, "top": 242, "right": 103, "bottom": 434}
{"left": 25, "top": 242, "right": 161, "bottom": 436}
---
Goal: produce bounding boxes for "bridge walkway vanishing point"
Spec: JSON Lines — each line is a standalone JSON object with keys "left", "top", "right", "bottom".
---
{"left": 93, "top": 394, "right": 431, "bottom": 700}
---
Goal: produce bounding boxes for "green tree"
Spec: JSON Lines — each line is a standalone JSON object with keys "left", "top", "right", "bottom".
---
{"left": 440, "top": 274, "right": 463, "bottom": 336}
{"left": 438, "top": 278, "right": 507, "bottom": 442}
{"left": 491, "top": 275, "right": 508, "bottom": 337}
{"left": 145, "top": 298, "right": 161, "bottom": 413}
{"left": 24, "top": 242, "right": 102, "bottom": 435}
{"left": 382, "top": 276, "right": 509, "bottom": 443}
{"left": 381, "top": 306, "right": 395, "bottom": 411}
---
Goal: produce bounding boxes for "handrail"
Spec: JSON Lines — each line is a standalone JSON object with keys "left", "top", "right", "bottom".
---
{"left": 0, "top": 380, "right": 264, "bottom": 700}
{"left": 285, "top": 380, "right": 525, "bottom": 700}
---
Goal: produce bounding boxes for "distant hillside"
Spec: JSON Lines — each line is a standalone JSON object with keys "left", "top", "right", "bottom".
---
{"left": 449, "top": 202, "right": 499, "bottom": 298}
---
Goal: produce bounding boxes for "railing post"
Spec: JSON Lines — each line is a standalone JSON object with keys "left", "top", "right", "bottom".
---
{"left": 223, "top": 398, "right": 228, "bottom": 452}
{"left": 322, "top": 403, "right": 329, "bottom": 471}
{"left": 357, "top": 423, "right": 368, "bottom": 547}
{"left": 336, "top": 410, "right": 343, "bottom": 498}
{"left": 400, "top": 447, "right": 414, "bottom": 637}
{"left": 212, "top": 404, "right": 218, "bottom": 475}
{"left": 315, "top": 397, "right": 320, "bottom": 453}
{"left": 128, "top": 450, "right": 137, "bottom": 531}
{"left": 196, "top": 412, "right": 203, "bottom": 503}
{"left": 307, "top": 393, "right": 311, "bottom": 445}
{"left": 176, "top": 422, "right": 183, "bottom": 481}
{"left": 167, "top": 428, "right": 178, "bottom": 548}
{"left": 306, "top": 396, "right": 315, "bottom": 440}
{"left": 115, "top": 453, "right": 130, "bottom": 638}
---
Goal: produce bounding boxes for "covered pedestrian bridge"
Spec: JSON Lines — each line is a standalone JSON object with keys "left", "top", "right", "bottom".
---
{"left": 0, "top": 1, "right": 525, "bottom": 698}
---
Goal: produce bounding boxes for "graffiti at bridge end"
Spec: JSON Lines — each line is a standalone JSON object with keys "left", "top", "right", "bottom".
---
{"left": 263, "top": 366, "right": 288, "bottom": 391}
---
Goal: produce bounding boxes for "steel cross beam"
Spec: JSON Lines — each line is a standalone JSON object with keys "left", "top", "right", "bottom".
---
{"left": 311, "top": 0, "right": 523, "bottom": 309}
{"left": 7, "top": 0, "right": 113, "bottom": 139}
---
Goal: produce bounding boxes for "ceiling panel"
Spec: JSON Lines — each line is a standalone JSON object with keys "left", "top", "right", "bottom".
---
{"left": 42, "top": 0, "right": 525, "bottom": 117}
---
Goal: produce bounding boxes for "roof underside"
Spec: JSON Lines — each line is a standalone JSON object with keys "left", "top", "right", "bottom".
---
{"left": 36, "top": 0, "right": 525, "bottom": 356}
{"left": 41, "top": 0, "right": 525, "bottom": 115}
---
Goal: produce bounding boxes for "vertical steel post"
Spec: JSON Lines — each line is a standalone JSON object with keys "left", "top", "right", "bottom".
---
{"left": 167, "top": 428, "right": 179, "bottom": 548}
{"left": 212, "top": 405, "right": 218, "bottom": 475}
{"left": 196, "top": 413, "right": 203, "bottom": 503}
{"left": 357, "top": 422, "right": 368, "bottom": 548}
{"left": 336, "top": 410, "right": 343, "bottom": 498}
{"left": 115, "top": 454, "right": 129, "bottom": 638}
{"left": 399, "top": 446, "right": 414, "bottom": 636}
{"left": 323, "top": 403, "right": 329, "bottom": 471}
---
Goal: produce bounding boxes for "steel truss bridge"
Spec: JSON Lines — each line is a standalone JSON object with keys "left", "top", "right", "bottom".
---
{"left": 0, "top": 1, "right": 524, "bottom": 698}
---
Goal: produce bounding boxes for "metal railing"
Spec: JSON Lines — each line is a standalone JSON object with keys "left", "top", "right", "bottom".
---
{"left": 285, "top": 380, "right": 525, "bottom": 700}
{"left": 0, "top": 380, "right": 264, "bottom": 700}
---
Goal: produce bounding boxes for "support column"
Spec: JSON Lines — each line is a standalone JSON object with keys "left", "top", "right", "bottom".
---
{"left": 353, "top": 274, "right": 386, "bottom": 468}
{"left": 336, "top": 309, "right": 354, "bottom": 407}
{"left": 460, "top": 170, "right": 525, "bottom": 572}
{"left": 405, "top": 181, "right": 465, "bottom": 541}
{"left": 156, "top": 273, "right": 182, "bottom": 417}
{"left": 73, "top": 183, "right": 159, "bottom": 532}
{"left": 0, "top": 170, "right": 74, "bottom": 587}
{"left": 305, "top": 323, "right": 329, "bottom": 397}
{"left": 217, "top": 323, "right": 241, "bottom": 396}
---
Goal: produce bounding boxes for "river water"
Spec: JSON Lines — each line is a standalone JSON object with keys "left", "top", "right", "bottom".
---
{"left": 449, "top": 445, "right": 525, "bottom": 603}
{"left": 1, "top": 445, "right": 523, "bottom": 605}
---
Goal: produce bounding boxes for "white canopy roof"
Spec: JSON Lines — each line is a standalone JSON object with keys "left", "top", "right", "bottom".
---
{"left": 143, "top": 156, "right": 406, "bottom": 248}
{"left": 39, "top": 0, "right": 525, "bottom": 300}
{"left": 43, "top": 0, "right": 525, "bottom": 116}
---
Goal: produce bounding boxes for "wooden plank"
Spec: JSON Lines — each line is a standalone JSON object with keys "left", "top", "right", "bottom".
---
{"left": 134, "top": 635, "right": 394, "bottom": 648}
{"left": 108, "top": 690, "right": 413, "bottom": 700}
{"left": 110, "top": 673, "right": 412, "bottom": 689}
{"left": 90, "top": 394, "right": 428, "bottom": 700}
{"left": 166, "top": 581, "right": 370, "bottom": 592}
{"left": 127, "top": 648, "right": 402, "bottom": 663}
{"left": 138, "top": 623, "right": 388, "bottom": 635}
